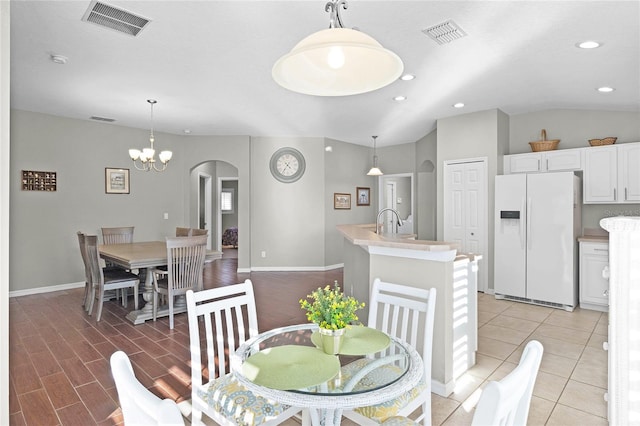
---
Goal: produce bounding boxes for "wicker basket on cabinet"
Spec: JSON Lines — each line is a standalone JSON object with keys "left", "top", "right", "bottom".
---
{"left": 529, "top": 129, "right": 560, "bottom": 152}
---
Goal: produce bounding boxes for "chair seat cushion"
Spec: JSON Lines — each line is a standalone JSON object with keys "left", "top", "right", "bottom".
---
{"left": 103, "top": 269, "right": 139, "bottom": 284}
{"left": 340, "top": 358, "right": 428, "bottom": 422}
{"left": 380, "top": 416, "right": 419, "bottom": 426}
{"left": 196, "top": 373, "right": 291, "bottom": 425}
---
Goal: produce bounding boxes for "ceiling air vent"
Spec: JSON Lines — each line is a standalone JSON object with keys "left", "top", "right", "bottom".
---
{"left": 90, "top": 116, "right": 116, "bottom": 123}
{"left": 422, "top": 20, "right": 467, "bottom": 45}
{"left": 82, "top": 1, "right": 150, "bottom": 37}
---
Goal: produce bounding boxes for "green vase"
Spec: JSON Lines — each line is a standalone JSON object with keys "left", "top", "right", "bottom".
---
{"left": 319, "top": 327, "right": 346, "bottom": 355}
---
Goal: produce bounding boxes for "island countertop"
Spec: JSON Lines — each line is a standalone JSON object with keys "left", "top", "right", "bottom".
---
{"left": 336, "top": 223, "right": 459, "bottom": 252}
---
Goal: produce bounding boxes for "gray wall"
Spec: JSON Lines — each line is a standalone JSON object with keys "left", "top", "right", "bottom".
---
{"left": 415, "top": 129, "right": 437, "bottom": 240}
{"left": 509, "top": 109, "right": 640, "bottom": 230}
{"left": 12, "top": 112, "right": 415, "bottom": 290}
{"left": 436, "top": 109, "right": 509, "bottom": 292}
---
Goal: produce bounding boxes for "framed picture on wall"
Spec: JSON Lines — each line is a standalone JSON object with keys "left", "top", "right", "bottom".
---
{"left": 334, "top": 193, "right": 351, "bottom": 209}
{"left": 356, "top": 187, "right": 370, "bottom": 206}
{"left": 105, "top": 168, "right": 130, "bottom": 194}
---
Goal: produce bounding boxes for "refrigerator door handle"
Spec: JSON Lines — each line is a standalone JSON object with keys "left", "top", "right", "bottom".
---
{"left": 527, "top": 197, "right": 532, "bottom": 250}
{"left": 520, "top": 197, "right": 526, "bottom": 249}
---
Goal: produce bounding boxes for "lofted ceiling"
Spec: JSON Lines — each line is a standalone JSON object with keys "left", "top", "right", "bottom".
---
{"left": 9, "top": 0, "right": 640, "bottom": 147}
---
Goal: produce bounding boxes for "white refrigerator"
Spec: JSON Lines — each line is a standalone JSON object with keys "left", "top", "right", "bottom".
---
{"left": 494, "top": 172, "right": 581, "bottom": 310}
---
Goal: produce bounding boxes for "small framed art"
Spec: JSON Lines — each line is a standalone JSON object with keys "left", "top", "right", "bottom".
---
{"left": 334, "top": 193, "right": 351, "bottom": 209}
{"left": 105, "top": 168, "right": 130, "bottom": 194}
{"left": 356, "top": 187, "right": 370, "bottom": 206}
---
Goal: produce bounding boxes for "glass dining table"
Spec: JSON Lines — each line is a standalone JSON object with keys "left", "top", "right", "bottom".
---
{"left": 231, "top": 323, "right": 424, "bottom": 426}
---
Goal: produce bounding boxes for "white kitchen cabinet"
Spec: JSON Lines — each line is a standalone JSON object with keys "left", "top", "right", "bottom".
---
{"left": 618, "top": 143, "right": 640, "bottom": 202}
{"left": 584, "top": 142, "right": 640, "bottom": 203}
{"left": 505, "top": 149, "right": 583, "bottom": 174}
{"left": 579, "top": 241, "right": 609, "bottom": 311}
{"left": 584, "top": 145, "right": 618, "bottom": 203}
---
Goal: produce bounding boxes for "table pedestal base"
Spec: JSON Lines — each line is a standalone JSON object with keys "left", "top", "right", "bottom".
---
{"left": 126, "top": 267, "right": 188, "bottom": 325}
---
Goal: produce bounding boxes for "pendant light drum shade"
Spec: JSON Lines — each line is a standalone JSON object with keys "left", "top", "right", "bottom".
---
{"left": 272, "top": 28, "right": 404, "bottom": 96}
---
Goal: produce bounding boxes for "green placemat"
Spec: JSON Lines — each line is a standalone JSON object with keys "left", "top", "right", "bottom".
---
{"left": 241, "top": 345, "right": 340, "bottom": 390}
{"left": 310, "top": 326, "right": 391, "bottom": 356}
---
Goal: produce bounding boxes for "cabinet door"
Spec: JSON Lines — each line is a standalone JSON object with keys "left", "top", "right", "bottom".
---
{"left": 618, "top": 143, "right": 640, "bottom": 202}
{"left": 508, "top": 153, "right": 542, "bottom": 173}
{"left": 544, "top": 149, "right": 583, "bottom": 171}
{"left": 584, "top": 146, "right": 617, "bottom": 203}
{"left": 580, "top": 243, "right": 609, "bottom": 308}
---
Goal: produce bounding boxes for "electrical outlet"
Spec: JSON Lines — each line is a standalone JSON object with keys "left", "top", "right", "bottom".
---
{"left": 261, "top": 251, "right": 266, "bottom": 258}
{"left": 163, "top": 212, "right": 169, "bottom": 220}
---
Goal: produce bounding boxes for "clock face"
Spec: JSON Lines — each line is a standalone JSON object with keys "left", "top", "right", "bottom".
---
{"left": 270, "top": 147, "right": 306, "bottom": 183}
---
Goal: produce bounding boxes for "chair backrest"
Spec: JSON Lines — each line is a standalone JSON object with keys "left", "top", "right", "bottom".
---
{"left": 471, "top": 340, "right": 544, "bottom": 426}
{"left": 77, "top": 232, "right": 90, "bottom": 283}
{"left": 190, "top": 228, "right": 208, "bottom": 236}
{"left": 165, "top": 235, "right": 208, "bottom": 293}
{"left": 368, "top": 278, "right": 437, "bottom": 382}
{"left": 84, "top": 235, "right": 105, "bottom": 287}
{"left": 175, "top": 227, "right": 191, "bottom": 237}
{"left": 110, "top": 351, "right": 184, "bottom": 426}
{"left": 186, "top": 280, "right": 259, "bottom": 388}
{"left": 101, "top": 226, "right": 134, "bottom": 244}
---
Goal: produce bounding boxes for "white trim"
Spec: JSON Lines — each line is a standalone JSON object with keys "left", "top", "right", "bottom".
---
{"left": 431, "top": 378, "right": 455, "bottom": 397}
{"left": 197, "top": 172, "right": 212, "bottom": 250}
{"left": 368, "top": 245, "right": 457, "bottom": 262}
{"left": 250, "top": 263, "right": 344, "bottom": 272}
{"left": 9, "top": 281, "right": 85, "bottom": 298}
{"left": 217, "top": 176, "right": 238, "bottom": 253}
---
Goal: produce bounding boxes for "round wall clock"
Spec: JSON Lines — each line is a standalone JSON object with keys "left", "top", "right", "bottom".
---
{"left": 270, "top": 147, "right": 306, "bottom": 183}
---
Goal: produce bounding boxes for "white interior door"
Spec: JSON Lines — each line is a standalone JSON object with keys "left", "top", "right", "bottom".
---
{"left": 444, "top": 159, "right": 488, "bottom": 292}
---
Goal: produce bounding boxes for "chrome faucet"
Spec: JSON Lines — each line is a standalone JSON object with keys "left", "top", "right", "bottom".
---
{"left": 376, "top": 208, "right": 403, "bottom": 234}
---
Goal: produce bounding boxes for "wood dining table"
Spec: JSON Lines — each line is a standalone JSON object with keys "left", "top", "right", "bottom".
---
{"left": 99, "top": 241, "right": 222, "bottom": 325}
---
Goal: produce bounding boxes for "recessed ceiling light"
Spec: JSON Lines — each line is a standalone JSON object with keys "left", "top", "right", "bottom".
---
{"left": 393, "top": 96, "right": 407, "bottom": 101}
{"left": 50, "top": 54, "right": 68, "bottom": 64}
{"left": 597, "top": 86, "right": 615, "bottom": 93}
{"left": 577, "top": 41, "right": 601, "bottom": 49}
{"left": 183, "top": 129, "right": 192, "bottom": 134}
{"left": 453, "top": 102, "right": 465, "bottom": 108}
{"left": 400, "top": 74, "right": 415, "bottom": 81}
{"left": 325, "top": 146, "right": 333, "bottom": 152}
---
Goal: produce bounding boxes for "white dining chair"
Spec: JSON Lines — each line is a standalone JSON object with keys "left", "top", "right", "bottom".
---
{"left": 341, "top": 278, "right": 437, "bottom": 425}
{"left": 471, "top": 340, "right": 544, "bottom": 425}
{"left": 110, "top": 350, "right": 185, "bottom": 426}
{"left": 85, "top": 235, "right": 139, "bottom": 321}
{"left": 152, "top": 235, "right": 207, "bottom": 329}
{"left": 185, "top": 280, "right": 300, "bottom": 425}
{"left": 380, "top": 340, "right": 544, "bottom": 426}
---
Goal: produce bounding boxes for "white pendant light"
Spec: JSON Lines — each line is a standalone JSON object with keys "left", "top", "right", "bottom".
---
{"left": 272, "top": 0, "right": 404, "bottom": 97}
{"left": 367, "top": 135, "right": 383, "bottom": 176}
{"left": 129, "top": 100, "right": 173, "bottom": 172}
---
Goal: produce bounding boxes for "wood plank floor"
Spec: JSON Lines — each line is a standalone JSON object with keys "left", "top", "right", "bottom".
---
{"left": 9, "top": 250, "right": 342, "bottom": 425}
{"left": 9, "top": 248, "right": 609, "bottom": 425}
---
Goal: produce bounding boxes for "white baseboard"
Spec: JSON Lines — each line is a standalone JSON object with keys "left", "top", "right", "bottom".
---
{"left": 9, "top": 281, "right": 85, "bottom": 298}
{"left": 431, "top": 378, "right": 455, "bottom": 397}
{"left": 250, "top": 264, "right": 344, "bottom": 272}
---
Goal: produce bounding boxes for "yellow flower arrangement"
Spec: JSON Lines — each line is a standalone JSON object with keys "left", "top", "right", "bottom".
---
{"left": 300, "top": 281, "right": 365, "bottom": 330}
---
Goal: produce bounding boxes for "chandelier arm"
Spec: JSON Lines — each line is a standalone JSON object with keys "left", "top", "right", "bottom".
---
{"left": 325, "top": 0, "right": 348, "bottom": 29}
{"left": 132, "top": 160, "right": 149, "bottom": 171}
{"left": 152, "top": 162, "right": 168, "bottom": 172}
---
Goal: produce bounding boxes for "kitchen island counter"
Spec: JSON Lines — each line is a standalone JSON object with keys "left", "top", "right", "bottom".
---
{"left": 338, "top": 223, "right": 478, "bottom": 397}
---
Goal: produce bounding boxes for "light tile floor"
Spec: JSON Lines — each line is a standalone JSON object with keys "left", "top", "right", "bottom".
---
{"left": 282, "top": 292, "right": 609, "bottom": 426}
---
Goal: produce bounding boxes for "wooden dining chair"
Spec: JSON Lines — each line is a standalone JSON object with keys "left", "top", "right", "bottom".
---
{"left": 110, "top": 350, "right": 185, "bottom": 426}
{"left": 101, "top": 226, "right": 135, "bottom": 244}
{"left": 85, "top": 235, "right": 139, "bottom": 321}
{"left": 190, "top": 228, "right": 208, "bottom": 236}
{"left": 152, "top": 235, "right": 207, "bottom": 329}
{"left": 185, "top": 280, "right": 300, "bottom": 425}
{"left": 76, "top": 231, "right": 92, "bottom": 311}
{"left": 175, "top": 227, "right": 191, "bottom": 237}
{"left": 341, "top": 278, "right": 437, "bottom": 425}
